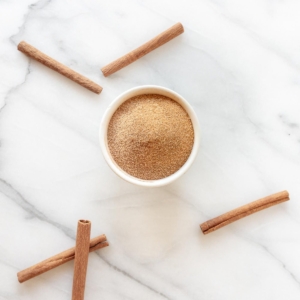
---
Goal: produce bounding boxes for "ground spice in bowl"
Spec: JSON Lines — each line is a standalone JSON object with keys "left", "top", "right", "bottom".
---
{"left": 107, "top": 94, "right": 194, "bottom": 180}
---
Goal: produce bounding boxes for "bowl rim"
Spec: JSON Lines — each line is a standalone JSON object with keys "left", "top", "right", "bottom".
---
{"left": 99, "top": 85, "right": 200, "bottom": 187}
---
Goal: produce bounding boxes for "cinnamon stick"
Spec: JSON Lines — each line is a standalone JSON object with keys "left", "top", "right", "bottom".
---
{"left": 18, "top": 41, "right": 103, "bottom": 94}
{"left": 17, "top": 234, "right": 108, "bottom": 283}
{"left": 200, "top": 190, "right": 289, "bottom": 235}
{"left": 101, "top": 22, "right": 184, "bottom": 77}
{"left": 72, "top": 220, "right": 91, "bottom": 300}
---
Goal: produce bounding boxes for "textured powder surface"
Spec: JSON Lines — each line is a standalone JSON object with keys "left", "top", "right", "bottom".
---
{"left": 107, "top": 94, "right": 194, "bottom": 180}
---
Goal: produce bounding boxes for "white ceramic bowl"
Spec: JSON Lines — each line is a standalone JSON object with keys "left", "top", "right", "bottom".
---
{"left": 100, "top": 85, "right": 200, "bottom": 187}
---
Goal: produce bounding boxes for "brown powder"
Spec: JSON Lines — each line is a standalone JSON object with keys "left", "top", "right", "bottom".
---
{"left": 107, "top": 94, "right": 194, "bottom": 180}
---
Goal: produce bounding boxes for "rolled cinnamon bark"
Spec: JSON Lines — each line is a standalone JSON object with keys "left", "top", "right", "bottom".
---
{"left": 200, "top": 190, "right": 289, "bottom": 234}
{"left": 18, "top": 41, "right": 103, "bottom": 94}
{"left": 72, "top": 220, "right": 91, "bottom": 300}
{"left": 17, "top": 234, "right": 108, "bottom": 283}
{"left": 101, "top": 22, "right": 184, "bottom": 77}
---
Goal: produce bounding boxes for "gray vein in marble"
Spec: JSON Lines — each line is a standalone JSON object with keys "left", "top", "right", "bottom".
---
{"left": 165, "top": 187, "right": 204, "bottom": 215}
{"left": 0, "top": 62, "right": 31, "bottom": 114}
{"left": 279, "top": 114, "right": 299, "bottom": 129}
{"left": 95, "top": 253, "right": 171, "bottom": 300}
{"left": 10, "top": 0, "right": 98, "bottom": 76}
{"left": 232, "top": 230, "right": 300, "bottom": 289}
{"left": 0, "top": 292, "right": 12, "bottom": 300}
{"left": 137, "top": 1, "right": 177, "bottom": 24}
{"left": 259, "top": 130, "right": 300, "bottom": 165}
{"left": 0, "top": 259, "right": 19, "bottom": 272}
{"left": 238, "top": 150, "right": 273, "bottom": 190}
{"left": 10, "top": 0, "right": 53, "bottom": 46}
{"left": 260, "top": 243, "right": 300, "bottom": 288}
{"left": 46, "top": 283, "right": 69, "bottom": 296}
{"left": 0, "top": 178, "right": 74, "bottom": 238}
{"left": 107, "top": 290, "right": 135, "bottom": 300}
{"left": 240, "top": 98, "right": 262, "bottom": 133}
{"left": 238, "top": 101, "right": 300, "bottom": 165}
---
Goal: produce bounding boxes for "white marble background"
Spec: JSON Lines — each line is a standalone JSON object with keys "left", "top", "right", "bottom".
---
{"left": 1, "top": 0, "right": 300, "bottom": 299}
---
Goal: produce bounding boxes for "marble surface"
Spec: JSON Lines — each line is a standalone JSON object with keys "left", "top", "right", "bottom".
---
{"left": 1, "top": 0, "right": 300, "bottom": 299}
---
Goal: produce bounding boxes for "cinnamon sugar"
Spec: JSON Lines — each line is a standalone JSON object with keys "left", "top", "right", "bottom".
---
{"left": 107, "top": 94, "right": 194, "bottom": 180}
